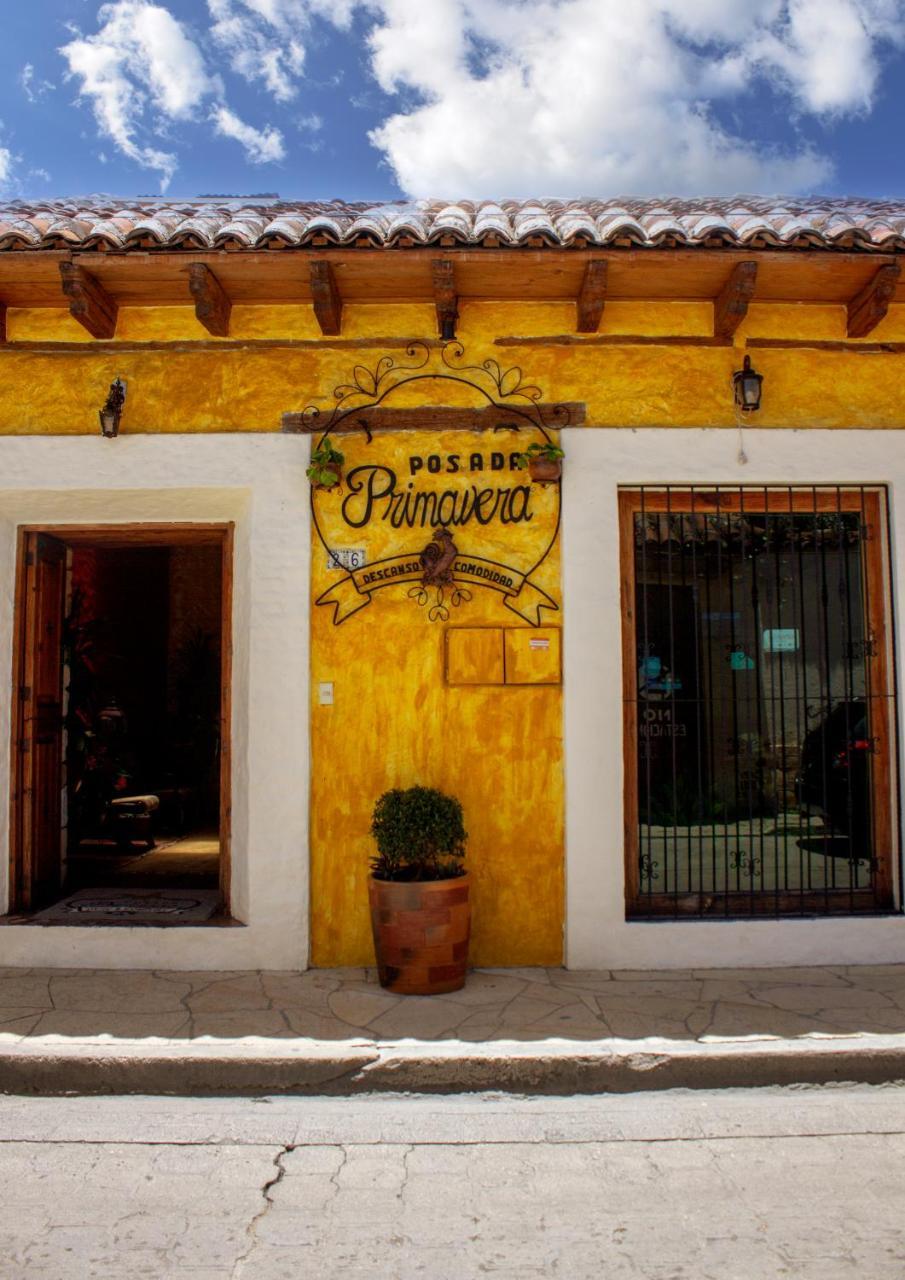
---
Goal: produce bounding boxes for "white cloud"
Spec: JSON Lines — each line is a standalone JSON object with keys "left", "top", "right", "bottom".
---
{"left": 363, "top": 0, "right": 905, "bottom": 196}
{"left": 20, "top": 64, "right": 55, "bottom": 103}
{"left": 208, "top": 0, "right": 306, "bottom": 101}
{"left": 50, "top": 0, "right": 905, "bottom": 197}
{"left": 747, "top": 0, "right": 905, "bottom": 113}
{"left": 207, "top": 0, "right": 355, "bottom": 101}
{"left": 60, "top": 1, "right": 215, "bottom": 189}
{"left": 212, "top": 104, "right": 286, "bottom": 162}
{"left": 0, "top": 147, "right": 12, "bottom": 185}
{"left": 60, "top": 0, "right": 288, "bottom": 188}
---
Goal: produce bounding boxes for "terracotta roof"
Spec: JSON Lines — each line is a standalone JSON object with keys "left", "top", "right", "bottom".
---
{"left": 1, "top": 197, "right": 904, "bottom": 253}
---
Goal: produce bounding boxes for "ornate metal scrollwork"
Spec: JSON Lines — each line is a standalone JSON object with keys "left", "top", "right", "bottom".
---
{"left": 288, "top": 340, "right": 576, "bottom": 441}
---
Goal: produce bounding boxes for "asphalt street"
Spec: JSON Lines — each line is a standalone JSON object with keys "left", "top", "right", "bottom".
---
{"left": 1, "top": 1086, "right": 904, "bottom": 1278}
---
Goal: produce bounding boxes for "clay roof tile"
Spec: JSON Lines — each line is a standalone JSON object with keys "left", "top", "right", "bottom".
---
{"left": 0, "top": 196, "right": 902, "bottom": 252}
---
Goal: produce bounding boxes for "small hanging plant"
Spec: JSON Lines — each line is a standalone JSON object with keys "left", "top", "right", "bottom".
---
{"left": 514, "top": 441, "right": 564, "bottom": 484}
{"left": 307, "top": 439, "right": 345, "bottom": 490}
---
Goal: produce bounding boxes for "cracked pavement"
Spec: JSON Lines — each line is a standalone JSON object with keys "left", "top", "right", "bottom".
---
{"left": 1, "top": 1088, "right": 905, "bottom": 1277}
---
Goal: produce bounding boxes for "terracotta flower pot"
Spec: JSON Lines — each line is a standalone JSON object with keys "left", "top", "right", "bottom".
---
{"left": 528, "top": 456, "right": 562, "bottom": 484}
{"left": 369, "top": 872, "right": 471, "bottom": 994}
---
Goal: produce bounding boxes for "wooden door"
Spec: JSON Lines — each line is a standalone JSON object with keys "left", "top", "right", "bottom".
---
{"left": 13, "top": 532, "right": 67, "bottom": 910}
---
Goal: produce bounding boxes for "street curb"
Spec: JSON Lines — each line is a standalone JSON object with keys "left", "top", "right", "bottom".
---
{"left": 3, "top": 1035, "right": 905, "bottom": 1095}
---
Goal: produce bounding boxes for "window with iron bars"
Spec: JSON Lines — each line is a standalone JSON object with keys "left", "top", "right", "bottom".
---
{"left": 619, "top": 486, "right": 897, "bottom": 919}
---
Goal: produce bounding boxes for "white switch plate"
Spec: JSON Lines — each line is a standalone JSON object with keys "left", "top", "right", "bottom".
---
{"left": 318, "top": 682, "right": 334, "bottom": 706}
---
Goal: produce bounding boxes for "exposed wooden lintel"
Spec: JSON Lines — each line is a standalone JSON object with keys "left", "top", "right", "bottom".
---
{"left": 431, "top": 259, "right": 458, "bottom": 340}
{"left": 847, "top": 263, "right": 901, "bottom": 337}
{"left": 0, "top": 303, "right": 6, "bottom": 344}
{"left": 0, "top": 337, "right": 445, "bottom": 356}
{"left": 282, "top": 403, "right": 586, "bottom": 434}
{"left": 187, "top": 263, "right": 231, "bottom": 336}
{"left": 59, "top": 262, "right": 118, "bottom": 339}
{"left": 748, "top": 337, "right": 905, "bottom": 354}
{"left": 496, "top": 334, "right": 731, "bottom": 348}
{"left": 576, "top": 260, "right": 607, "bottom": 332}
{"left": 310, "top": 260, "right": 342, "bottom": 335}
{"left": 713, "top": 260, "right": 757, "bottom": 339}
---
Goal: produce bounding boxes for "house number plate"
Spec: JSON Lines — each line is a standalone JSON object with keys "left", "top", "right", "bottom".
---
{"left": 326, "top": 548, "right": 367, "bottom": 571}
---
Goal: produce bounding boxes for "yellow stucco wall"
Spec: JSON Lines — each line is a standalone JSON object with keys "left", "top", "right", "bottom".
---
{"left": 3, "top": 300, "right": 905, "bottom": 433}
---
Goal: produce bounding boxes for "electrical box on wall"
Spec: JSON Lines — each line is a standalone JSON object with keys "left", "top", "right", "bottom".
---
{"left": 445, "top": 626, "right": 562, "bottom": 686}
{"left": 504, "top": 627, "right": 561, "bottom": 684}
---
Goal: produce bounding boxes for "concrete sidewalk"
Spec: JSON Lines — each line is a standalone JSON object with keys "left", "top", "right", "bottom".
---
{"left": 3, "top": 964, "right": 905, "bottom": 1095}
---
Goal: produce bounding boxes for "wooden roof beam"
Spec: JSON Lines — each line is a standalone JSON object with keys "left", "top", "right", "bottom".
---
{"left": 0, "top": 303, "right": 6, "bottom": 344}
{"left": 59, "top": 262, "right": 117, "bottom": 338}
{"left": 713, "top": 261, "right": 757, "bottom": 339}
{"left": 576, "top": 259, "right": 607, "bottom": 332}
{"left": 431, "top": 259, "right": 458, "bottom": 339}
{"left": 188, "top": 263, "right": 231, "bottom": 337}
{"left": 310, "top": 260, "right": 342, "bottom": 335}
{"left": 847, "top": 263, "right": 901, "bottom": 337}
{"left": 283, "top": 403, "right": 587, "bottom": 434}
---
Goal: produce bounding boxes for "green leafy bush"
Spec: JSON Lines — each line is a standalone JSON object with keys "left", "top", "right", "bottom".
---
{"left": 370, "top": 786, "right": 467, "bottom": 881}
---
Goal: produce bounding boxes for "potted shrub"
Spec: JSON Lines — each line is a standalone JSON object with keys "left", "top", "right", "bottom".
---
{"left": 514, "top": 441, "right": 564, "bottom": 484}
{"left": 307, "top": 439, "right": 344, "bottom": 489}
{"left": 368, "top": 786, "right": 470, "bottom": 994}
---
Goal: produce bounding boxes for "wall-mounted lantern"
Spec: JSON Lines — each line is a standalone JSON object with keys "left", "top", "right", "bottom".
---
{"left": 99, "top": 377, "right": 127, "bottom": 437}
{"left": 733, "top": 355, "right": 762, "bottom": 413}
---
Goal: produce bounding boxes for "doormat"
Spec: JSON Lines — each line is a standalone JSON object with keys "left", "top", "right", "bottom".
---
{"left": 30, "top": 887, "right": 221, "bottom": 926}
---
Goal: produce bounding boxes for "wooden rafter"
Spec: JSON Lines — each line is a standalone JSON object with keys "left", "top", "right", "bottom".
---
{"left": 576, "top": 259, "right": 607, "bottom": 332}
{"left": 431, "top": 259, "right": 458, "bottom": 340}
{"left": 847, "top": 263, "right": 901, "bottom": 338}
{"left": 59, "top": 262, "right": 118, "bottom": 339}
{"left": 0, "top": 247, "right": 892, "bottom": 313}
{"left": 713, "top": 260, "right": 757, "bottom": 339}
{"left": 187, "top": 263, "right": 231, "bottom": 337}
{"left": 310, "top": 260, "right": 342, "bottom": 335}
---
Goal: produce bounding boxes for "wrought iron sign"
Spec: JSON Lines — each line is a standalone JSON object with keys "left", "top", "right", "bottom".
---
{"left": 300, "top": 342, "right": 570, "bottom": 625}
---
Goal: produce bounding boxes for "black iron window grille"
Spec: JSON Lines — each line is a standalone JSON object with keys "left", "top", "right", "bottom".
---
{"left": 619, "top": 486, "right": 897, "bottom": 919}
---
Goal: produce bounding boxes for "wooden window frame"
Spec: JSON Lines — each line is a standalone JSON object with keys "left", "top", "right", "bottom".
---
{"left": 8, "top": 522, "right": 234, "bottom": 919}
{"left": 619, "top": 487, "right": 897, "bottom": 919}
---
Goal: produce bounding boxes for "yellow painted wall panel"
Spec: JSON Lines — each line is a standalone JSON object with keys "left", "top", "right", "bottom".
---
{"left": 310, "top": 426, "right": 564, "bottom": 968}
{"left": 446, "top": 628, "right": 504, "bottom": 685}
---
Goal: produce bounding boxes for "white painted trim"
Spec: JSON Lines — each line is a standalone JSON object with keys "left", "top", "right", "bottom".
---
{"left": 562, "top": 428, "right": 905, "bottom": 969}
{"left": 0, "top": 435, "right": 311, "bottom": 970}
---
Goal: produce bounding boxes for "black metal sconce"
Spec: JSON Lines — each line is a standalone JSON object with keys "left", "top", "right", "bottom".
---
{"left": 733, "top": 355, "right": 762, "bottom": 413}
{"left": 99, "top": 377, "right": 127, "bottom": 437}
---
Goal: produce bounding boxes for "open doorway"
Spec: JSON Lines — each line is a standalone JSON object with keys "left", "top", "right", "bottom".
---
{"left": 9, "top": 524, "right": 232, "bottom": 926}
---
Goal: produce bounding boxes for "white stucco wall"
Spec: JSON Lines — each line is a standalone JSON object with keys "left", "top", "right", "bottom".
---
{"left": 563, "top": 427, "right": 905, "bottom": 969}
{"left": 0, "top": 435, "right": 311, "bottom": 970}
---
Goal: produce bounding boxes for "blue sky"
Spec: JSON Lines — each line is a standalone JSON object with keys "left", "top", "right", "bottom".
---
{"left": 1, "top": 0, "right": 905, "bottom": 202}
